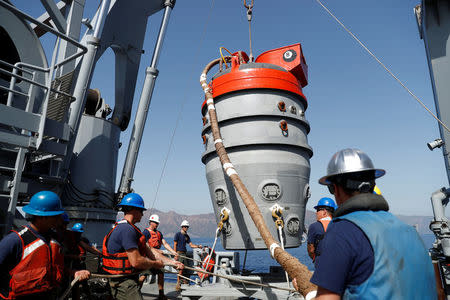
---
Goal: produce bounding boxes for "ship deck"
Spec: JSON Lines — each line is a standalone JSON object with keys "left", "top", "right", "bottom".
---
{"left": 141, "top": 281, "right": 181, "bottom": 299}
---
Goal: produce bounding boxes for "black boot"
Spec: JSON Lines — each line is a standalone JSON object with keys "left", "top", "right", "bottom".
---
{"left": 158, "top": 289, "right": 168, "bottom": 299}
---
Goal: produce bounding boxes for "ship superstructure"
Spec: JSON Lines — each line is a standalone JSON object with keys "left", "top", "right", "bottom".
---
{"left": 0, "top": 0, "right": 175, "bottom": 246}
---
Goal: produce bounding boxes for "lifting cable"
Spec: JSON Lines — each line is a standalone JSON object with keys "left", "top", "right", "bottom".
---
{"left": 200, "top": 57, "right": 316, "bottom": 299}
{"left": 149, "top": 0, "right": 217, "bottom": 212}
{"left": 60, "top": 265, "right": 296, "bottom": 299}
{"left": 244, "top": 0, "right": 254, "bottom": 62}
{"left": 271, "top": 204, "right": 290, "bottom": 289}
{"left": 314, "top": 0, "right": 450, "bottom": 133}
{"left": 175, "top": 266, "right": 296, "bottom": 292}
{"left": 199, "top": 208, "right": 230, "bottom": 279}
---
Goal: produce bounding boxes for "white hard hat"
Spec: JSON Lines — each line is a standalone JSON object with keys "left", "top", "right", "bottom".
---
{"left": 319, "top": 148, "right": 385, "bottom": 185}
{"left": 149, "top": 214, "right": 160, "bottom": 224}
{"left": 181, "top": 220, "right": 189, "bottom": 227}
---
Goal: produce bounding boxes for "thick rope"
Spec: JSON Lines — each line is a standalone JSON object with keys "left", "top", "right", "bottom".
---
{"left": 58, "top": 276, "right": 80, "bottom": 300}
{"left": 200, "top": 58, "right": 316, "bottom": 297}
{"left": 314, "top": 0, "right": 450, "bottom": 133}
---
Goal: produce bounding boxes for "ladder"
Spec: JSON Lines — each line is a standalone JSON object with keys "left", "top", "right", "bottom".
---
{"left": 0, "top": 61, "right": 75, "bottom": 234}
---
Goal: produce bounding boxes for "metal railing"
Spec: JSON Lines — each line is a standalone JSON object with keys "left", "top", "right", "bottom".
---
{"left": 0, "top": 0, "right": 88, "bottom": 148}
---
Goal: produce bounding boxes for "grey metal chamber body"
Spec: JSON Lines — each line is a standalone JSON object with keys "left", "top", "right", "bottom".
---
{"left": 202, "top": 66, "right": 312, "bottom": 249}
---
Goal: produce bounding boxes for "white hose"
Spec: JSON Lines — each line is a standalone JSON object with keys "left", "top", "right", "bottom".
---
{"left": 278, "top": 226, "right": 290, "bottom": 288}
{"left": 199, "top": 227, "right": 220, "bottom": 280}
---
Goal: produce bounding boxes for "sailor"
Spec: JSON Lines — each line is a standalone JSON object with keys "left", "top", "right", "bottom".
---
{"left": 63, "top": 222, "right": 101, "bottom": 300}
{"left": 174, "top": 220, "right": 202, "bottom": 291}
{"left": 140, "top": 214, "right": 178, "bottom": 299}
{"left": 54, "top": 212, "right": 71, "bottom": 243}
{"left": 294, "top": 148, "right": 437, "bottom": 299}
{"left": 0, "top": 191, "right": 90, "bottom": 299}
{"left": 102, "top": 193, "right": 183, "bottom": 300}
{"left": 66, "top": 223, "right": 102, "bottom": 269}
{"left": 307, "top": 197, "right": 337, "bottom": 262}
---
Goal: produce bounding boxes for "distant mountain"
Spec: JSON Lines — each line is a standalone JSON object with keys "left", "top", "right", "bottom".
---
{"left": 306, "top": 210, "right": 433, "bottom": 235}
{"left": 130, "top": 209, "right": 218, "bottom": 238}
{"left": 123, "top": 209, "right": 435, "bottom": 238}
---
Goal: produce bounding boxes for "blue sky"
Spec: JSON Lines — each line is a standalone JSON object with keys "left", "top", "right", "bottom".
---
{"left": 19, "top": 0, "right": 448, "bottom": 216}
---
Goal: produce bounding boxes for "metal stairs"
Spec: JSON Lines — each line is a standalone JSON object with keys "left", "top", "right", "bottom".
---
{"left": 0, "top": 65, "right": 74, "bottom": 234}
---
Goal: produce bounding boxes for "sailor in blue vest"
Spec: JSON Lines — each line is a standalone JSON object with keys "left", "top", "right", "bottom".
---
{"left": 301, "top": 148, "right": 437, "bottom": 299}
{"left": 307, "top": 197, "right": 337, "bottom": 262}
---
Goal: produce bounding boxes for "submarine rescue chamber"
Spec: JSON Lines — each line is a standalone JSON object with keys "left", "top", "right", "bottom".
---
{"left": 201, "top": 44, "right": 313, "bottom": 250}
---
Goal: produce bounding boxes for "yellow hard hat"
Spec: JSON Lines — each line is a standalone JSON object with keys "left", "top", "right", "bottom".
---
{"left": 373, "top": 185, "right": 382, "bottom": 195}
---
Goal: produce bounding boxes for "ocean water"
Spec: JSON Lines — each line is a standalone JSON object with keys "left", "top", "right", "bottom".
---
{"left": 164, "top": 234, "right": 435, "bottom": 275}
{"left": 163, "top": 233, "right": 436, "bottom": 281}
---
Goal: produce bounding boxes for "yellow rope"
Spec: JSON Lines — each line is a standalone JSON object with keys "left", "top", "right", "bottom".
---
{"left": 219, "top": 47, "right": 233, "bottom": 68}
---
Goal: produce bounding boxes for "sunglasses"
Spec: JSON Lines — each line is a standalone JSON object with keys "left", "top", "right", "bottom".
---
{"left": 327, "top": 184, "right": 335, "bottom": 195}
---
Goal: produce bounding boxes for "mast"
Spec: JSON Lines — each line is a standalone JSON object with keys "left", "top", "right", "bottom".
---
{"left": 416, "top": 0, "right": 450, "bottom": 185}
{"left": 416, "top": 2, "right": 450, "bottom": 298}
{"left": 118, "top": 0, "right": 175, "bottom": 198}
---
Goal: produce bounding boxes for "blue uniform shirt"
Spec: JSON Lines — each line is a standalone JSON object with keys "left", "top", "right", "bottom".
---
{"left": 174, "top": 231, "right": 190, "bottom": 252}
{"left": 307, "top": 221, "right": 325, "bottom": 245}
{"left": 310, "top": 219, "right": 374, "bottom": 295}
{"left": 107, "top": 222, "right": 141, "bottom": 254}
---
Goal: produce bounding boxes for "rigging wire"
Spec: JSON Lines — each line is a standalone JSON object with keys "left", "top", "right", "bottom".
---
{"left": 314, "top": 0, "right": 450, "bottom": 133}
{"left": 149, "top": 0, "right": 216, "bottom": 212}
{"left": 179, "top": 266, "right": 296, "bottom": 292}
{"left": 244, "top": 0, "right": 254, "bottom": 62}
{"left": 67, "top": 253, "right": 296, "bottom": 296}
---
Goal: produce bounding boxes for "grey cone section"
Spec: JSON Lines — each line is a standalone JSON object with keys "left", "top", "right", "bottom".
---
{"left": 201, "top": 82, "right": 313, "bottom": 250}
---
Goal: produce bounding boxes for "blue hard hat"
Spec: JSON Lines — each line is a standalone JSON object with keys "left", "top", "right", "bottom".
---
{"left": 118, "top": 193, "right": 146, "bottom": 210}
{"left": 23, "top": 191, "right": 64, "bottom": 216}
{"left": 314, "top": 197, "right": 338, "bottom": 211}
{"left": 71, "top": 223, "right": 84, "bottom": 233}
{"left": 62, "top": 212, "right": 70, "bottom": 223}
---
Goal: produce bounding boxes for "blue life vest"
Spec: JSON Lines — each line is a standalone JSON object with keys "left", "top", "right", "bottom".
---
{"left": 336, "top": 210, "right": 436, "bottom": 300}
